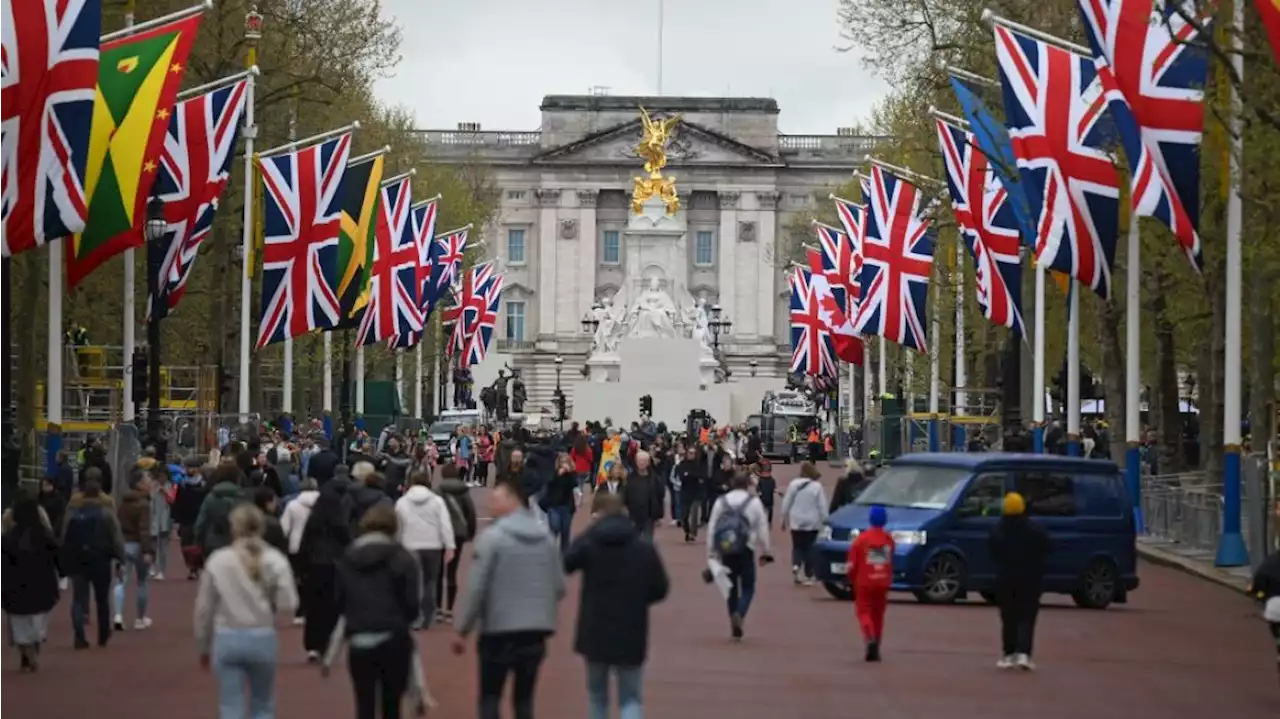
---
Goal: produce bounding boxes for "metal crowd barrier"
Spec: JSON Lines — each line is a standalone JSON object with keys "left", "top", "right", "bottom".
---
{"left": 1141, "top": 480, "right": 1224, "bottom": 554}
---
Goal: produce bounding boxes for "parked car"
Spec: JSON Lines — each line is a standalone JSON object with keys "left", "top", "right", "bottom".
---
{"left": 811, "top": 453, "right": 1140, "bottom": 609}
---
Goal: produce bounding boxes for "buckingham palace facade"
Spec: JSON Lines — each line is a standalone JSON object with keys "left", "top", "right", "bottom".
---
{"left": 416, "top": 94, "right": 877, "bottom": 410}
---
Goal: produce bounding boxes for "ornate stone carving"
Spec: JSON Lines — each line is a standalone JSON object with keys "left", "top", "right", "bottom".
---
{"left": 677, "top": 192, "right": 693, "bottom": 210}
{"left": 718, "top": 191, "right": 740, "bottom": 210}
{"left": 559, "top": 218, "right": 579, "bottom": 240}
{"left": 534, "top": 188, "right": 561, "bottom": 207}
{"left": 576, "top": 189, "right": 598, "bottom": 207}
{"left": 755, "top": 191, "right": 781, "bottom": 210}
{"left": 738, "top": 220, "right": 758, "bottom": 243}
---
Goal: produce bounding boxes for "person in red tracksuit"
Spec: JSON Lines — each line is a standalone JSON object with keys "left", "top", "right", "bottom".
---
{"left": 846, "top": 505, "right": 894, "bottom": 661}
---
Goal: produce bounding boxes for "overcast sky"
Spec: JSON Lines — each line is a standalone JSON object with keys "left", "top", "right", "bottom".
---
{"left": 374, "top": 0, "right": 886, "bottom": 135}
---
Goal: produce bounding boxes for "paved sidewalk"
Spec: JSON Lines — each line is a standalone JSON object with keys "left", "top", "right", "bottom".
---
{"left": 1137, "top": 536, "right": 1255, "bottom": 594}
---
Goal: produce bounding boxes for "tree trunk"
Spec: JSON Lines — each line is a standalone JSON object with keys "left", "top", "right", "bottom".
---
{"left": 1144, "top": 266, "right": 1186, "bottom": 473}
{"left": 1247, "top": 233, "right": 1277, "bottom": 454}
{"left": 15, "top": 251, "right": 42, "bottom": 460}
{"left": 1094, "top": 295, "right": 1129, "bottom": 464}
{"left": 1198, "top": 281, "right": 1226, "bottom": 480}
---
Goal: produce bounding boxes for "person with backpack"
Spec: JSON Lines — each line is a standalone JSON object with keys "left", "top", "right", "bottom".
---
{"left": 780, "top": 462, "right": 829, "bottom": 586}
{"left": 173, "top": 461, "right": 211, "bottom": 580}
{"left": 59, "top": 472, "right": 125, "bottom": 649}
{"left": 846, "top": 505, "right": 894, "bottom": 662}
{"left": 299, "top": 482, "right": 354, "bottom": 661}
{"left": 113, "top": 469, "right": 155, "bottom": 631}
{"left": 705, "top": 468, "right": 773, "bottom": 641}
{"left": 394, "top": 471, "right": 455, "bottom": 629}
{"left": 435, "top": 464, "right": 475, "bottom": 624}
{"left": 195, "top": 465, "right": 249, "bottom": 559}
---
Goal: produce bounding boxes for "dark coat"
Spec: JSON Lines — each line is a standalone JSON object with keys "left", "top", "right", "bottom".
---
{"left": 436, "top": 478, "right": 477, "bottom": 544}
{"left": 623, "top": 470, "right": 665, "bottom": 525}
{"left": 829, "top": 471, "right": 870, "bottom": 513}
{"left": 300, "top": 485, "right": 354, "bottom": 567}
{"left": 564, "top": 514, "right": 669, "bottom": 665}
{"left": 79, "top": 452, "right": 113, "bottom": 495}
{"left": 1250, "top": 550, "right": 1280, "bottom": 601}
{"left": 674, "top": 459, "right": 705, "bottom": 500}
{"left": 307, "top": 449, "right": 340, "bottom": 485}
{"left": 263, "top": 515, "right": 289, "bottom": 555}
{"left": 348, "top": 484, "right": 393, "bottom": 534}
{"left": 988, "top": 515, "right": 1051, "bottom": 594}
{"left": 2, "top": 523, "right": 61, "bottom": 616}
{"left": 541, "top": 470, "right": 578, "bottom": 511}
{"left": 336, "top": 534, "right": 420, "bottom": 635}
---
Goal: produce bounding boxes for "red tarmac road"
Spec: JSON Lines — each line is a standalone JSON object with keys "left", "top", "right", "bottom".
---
{"left": 4, "top": 464, "right": 1277, "bottom": 718}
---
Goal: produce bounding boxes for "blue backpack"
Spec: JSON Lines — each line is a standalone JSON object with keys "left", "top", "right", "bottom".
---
{"left": 712, "top": 495, "right": 753, "bottom": 557}
{"left": 63, "top": 504, "right": 107, "bottom": 562}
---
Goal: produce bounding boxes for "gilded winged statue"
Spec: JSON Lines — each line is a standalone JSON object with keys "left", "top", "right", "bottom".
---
{"left": 631, "top": 107, "right": 683, "bottom": 215}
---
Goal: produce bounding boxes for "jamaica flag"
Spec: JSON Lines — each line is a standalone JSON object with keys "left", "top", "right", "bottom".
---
{"left": 67, "top": 10, "right": 203, "bottom": 289}
{"left": 333, "top": 154, "right": 385, "bottom": 328}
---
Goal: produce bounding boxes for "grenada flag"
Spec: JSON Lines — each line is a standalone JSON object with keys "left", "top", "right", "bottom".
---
{"left": 594, "top": 435, "right": 622, "bottom": 487}
{"left": 1258, "top": 0, "right": 1280, "bottom": 65}
{"left": 67, "top": 9, "right": 203, "bottom": 288}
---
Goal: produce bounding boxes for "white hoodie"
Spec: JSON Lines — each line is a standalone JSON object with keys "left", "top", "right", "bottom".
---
{"left": 395, "top": 485, "right": 456, "bottom": 552}
{"left": 280, "top": 490, "right": 319, "bottom": 555}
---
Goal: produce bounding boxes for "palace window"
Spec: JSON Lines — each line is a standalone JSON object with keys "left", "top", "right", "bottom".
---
{"left": 506, "top": 301, "right": 526, "bottom": 342}
{"left": 506, "top": 190, "right": 526, "bottom": 201}
{"left": 507, "top": 228, "right": 526, "bottom": 264}
{"left": 601, "top": 230, "right": 621, "bottom": 264}
{"left": 694, "top": 230, "right": 715, "bottom": 266}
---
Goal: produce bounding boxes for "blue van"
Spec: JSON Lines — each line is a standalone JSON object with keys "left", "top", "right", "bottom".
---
{"left": 811, "top": 453, "right": 1139, "bottom": 609}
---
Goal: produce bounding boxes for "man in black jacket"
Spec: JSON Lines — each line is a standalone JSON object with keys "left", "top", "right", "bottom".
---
{"left": 624, "top": 451, "right": 665, "bottom": 540}
{"left": 673, "top": 447, "right": 705, "bottom": 542}
{"left": 988, "top": 491, "right": 1051, "bottom": 671}
{"left": 306, "top": 440, "right": 340, "bottom": 486}
{"left": 565, "top": 492, "right": 669, "bottom": 719}
{"left": 333, "top": 504, "right": 420, "bottom": 719}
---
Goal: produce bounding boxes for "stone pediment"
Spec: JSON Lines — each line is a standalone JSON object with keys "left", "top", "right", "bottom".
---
{"left": 534, "top": 119, "right": 778, "bottom": 167}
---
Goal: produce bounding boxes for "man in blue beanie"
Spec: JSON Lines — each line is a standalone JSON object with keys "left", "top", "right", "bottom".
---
{"left": 846, "top": 504, "right": 895, "bottom": 661}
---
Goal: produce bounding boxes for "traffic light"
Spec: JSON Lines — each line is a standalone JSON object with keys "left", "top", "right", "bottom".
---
{"left": 639, "top": 394, "right": 653, "bottom": 417}
{"left": 131, "top": 348, "right": 149, "bottom": 405}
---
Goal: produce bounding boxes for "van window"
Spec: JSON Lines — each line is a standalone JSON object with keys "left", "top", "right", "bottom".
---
{"left": 1075, "top": 473, "right": 1124, "bottom": 517}
{"left": 957, "top": 473, "right": 1007, "bottom": 517}
{"left": 856, "top": 466, "right": 971, "bottom": 510}
{"left": 1014, "top": 472, "right": 1077, "bottom": 516}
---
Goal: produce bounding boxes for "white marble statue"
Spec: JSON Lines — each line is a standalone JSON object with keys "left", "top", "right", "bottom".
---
{"left": 682, "top": 297, "right": 714, "bottom": 356}
{"left": 626, "top": 277, "right": 678, "bottom": 339}
{"left": 589, "top": 297, "right": 625, "bottom": 357}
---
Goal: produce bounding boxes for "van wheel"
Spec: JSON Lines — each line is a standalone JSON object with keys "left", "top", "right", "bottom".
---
{"left": 1073, "top": 559, "right": 1118, "bottom": 609}
{"left": 823, "top": 582, "right": 853, "bottom": 601}
{"left": 913, "top": 553, "right": 965, "bottom": 604}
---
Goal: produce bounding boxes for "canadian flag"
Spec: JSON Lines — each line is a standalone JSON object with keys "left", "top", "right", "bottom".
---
{"left": 805, "top": 256, "right": 864, "bottom": 367}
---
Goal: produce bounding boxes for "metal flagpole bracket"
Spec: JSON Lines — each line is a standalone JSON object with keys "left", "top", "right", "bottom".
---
{"left": 381, "top": 169, "right": 416, "bottom": 186}
{"left": 101, "top": 2, "right": 209, "bottom": 43}
{"left": 982, "top": 9, "right": 1091, "bottom": 56}
{"left": 943, "top": 64, "right": 1001, "bottom": 89}
{"left": 828, "top": 194, "right": 864, "bottom": 209}
{"left": 178, "top": 66, "right": 258, "bottom": 101}
{"left": 928, "top": 105, "right": 971, "bottom": 129}
{"left": 864, "top": 155, "right": 945, "bottom": 188}
{"left": 810, "top": 219, "right": 844, "bottom": 233}
{"left": 411, "top": 194, "right": 443, "bottom": 209}
{"left": 434, "top": 224, "right": 473, "bottom": 239}
{"left": 258, "top": 121, "right": 360, "bottom": 159}
{"left": 348, "top": 145, "right": 392, "bottom": 166}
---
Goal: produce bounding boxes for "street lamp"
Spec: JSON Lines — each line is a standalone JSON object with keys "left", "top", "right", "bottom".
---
{"left": 554, "top": 355, "right": 564, "bottom": 431}
{"left": 708, "top": 303, "right": 732, "bottom": 351}
{"left": 144, "top": 195, "right": 167, "bottom": 457}
{"left": 749, "top": 359, "right": 758, "bottom": 377}
{"left": 581, "top": 302, "right": 601, "bottom": 335}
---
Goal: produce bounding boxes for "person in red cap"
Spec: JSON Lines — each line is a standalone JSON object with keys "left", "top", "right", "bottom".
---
{"left": 846, "top": 504, "right": 894, "bottom": 661}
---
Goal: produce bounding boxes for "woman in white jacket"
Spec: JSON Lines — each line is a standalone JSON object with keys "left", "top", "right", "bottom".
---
{"left": 780, "top": 462, "right": 829, "bottom": 585}
{"left": 394, "top": 472, "right": 455, "bottom": 628}
{"left": 280, "top": 478, "right": 318, "bottom": 626}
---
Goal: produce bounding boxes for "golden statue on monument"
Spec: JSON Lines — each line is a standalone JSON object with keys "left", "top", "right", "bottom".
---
{"left": 631, "top": 107, "right": 683, "bottom": 215}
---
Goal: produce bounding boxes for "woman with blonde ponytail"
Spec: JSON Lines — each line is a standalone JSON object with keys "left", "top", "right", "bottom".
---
{"left": 194, "top": 503, "right": 298, "bottom": 718}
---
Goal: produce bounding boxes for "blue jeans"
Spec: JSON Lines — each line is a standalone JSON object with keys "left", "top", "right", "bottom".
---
{"left": 586, "top": 663, "right": 644, "bottom": 719}
{"left": 670, "top": 488, "right": 682, "bottom": 523}
{"left": 724, "top": 551, "right": 757, "bottom": 619}
{"left": 213, "top": 627, "right": 278, "bottom": 719}
{"left": 547, "top": 506, "right": 573, "bottom": 555}
{"left": 113, "top": 542, "right": 149, "bottom": 620}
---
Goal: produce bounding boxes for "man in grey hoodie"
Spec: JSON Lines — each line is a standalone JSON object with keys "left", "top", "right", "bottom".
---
{"left": 452, "top": 477, "right": 565, "bottom": 719}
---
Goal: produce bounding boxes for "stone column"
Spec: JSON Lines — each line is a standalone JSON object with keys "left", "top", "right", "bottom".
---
{"left": 576, "top": 190, "right": 598, "bottom": 328}
{"left": 754, "top": 190, "right": 781, "bottom": 340}
{"left": 535, "top": 188, "right": 560, "bottom": 339}
{"left": 716, "top": 191, "right": 740, "bottom": 334}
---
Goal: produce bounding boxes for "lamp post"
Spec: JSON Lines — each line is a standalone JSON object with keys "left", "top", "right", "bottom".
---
{"left": 144, "top": 195, "right": 167, "bottom": 458}
{"left": 554, "top": 355, "right": 564, "bottom": 431}
{"left": 581, "top": 303, "right": 601, "bottom": 336}
{"left": 749, "top": 359, "right": 758, "bottom": 377}
{"left": 708, "top": 303, "right": 732, "bottom": 351}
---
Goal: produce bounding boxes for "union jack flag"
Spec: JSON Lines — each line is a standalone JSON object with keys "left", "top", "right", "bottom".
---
{"left": 1078, "top": 0, "right": 1206, "bottom": 271}
{"left": 935, "top": 118, "right": 1026, "bottom": 336}
{"left": 833, "top": 196, "right": 865, "bottom": 248}
{"left": 813, "top": 222, "right": 861, "bottom": 314}
{"left": 424, "top": 226, "right": 468, "bottom": 316}
{"left": 147, "top": 79, "right": 248, "bottom": 319}
{"left": 994, "top": 22, "right": 1121, "bottom": 299}
{"left": 1, "top": 0, "right": 100, "bottom": 256}
{"left": 389, "top": 197, "right": 439, "bottom": 349}
{"left": 789, "top": 268, "right": 838, "bottom": 378}
{"left": 356, "top": 177, "right": 422, "bottom": 346}
{"left": 459, "top": 275, "right": 504, "bottom": 369}
{"left": 852, "top": 166, "right": 936, "bottom": 353}
{"left": 443, "top": 261, "right": 495, "bottom": 358}
{"left": 256, "top": 132, "right": 352, "bottom": 348}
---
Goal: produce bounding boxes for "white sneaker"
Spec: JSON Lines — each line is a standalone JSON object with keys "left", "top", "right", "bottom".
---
{"left": 792, "top": 566, "right": 802, "bottom": 584}
{"left": 1015, "top": 653, "right": 1035, "bottom": 671}
{"left": 113, "top": 614, "right": 124, "bottom": 631}
{"left": 58, "top": 577, "right": 68, "bottom": 591}
{"left": 996, "top": 655, "right": 1016, "bottom": 669}
{"left": 292, "top": 616, "right": 305, "bottom": 626}
{"left": 154, "top": 572, "right": 164, "bottom": 581}
{"left": 306, "top": 650, "right": 321, "bottom": 663}
{"left": 134, "top": 617, "right": 152, "bottom": 630}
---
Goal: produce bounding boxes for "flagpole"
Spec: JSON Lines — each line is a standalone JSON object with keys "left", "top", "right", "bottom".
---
{"left": 1032, "top": 260, "right": 1046, "bottom": 453}
{"left": 381, "top": 169, "right": 416, "bottom": 187}
{"left": 954, "top": 241, "right": 967, "bottom": 444}
{"left": 394, "top": 350, "right": 404, "bottom": 416}
{"left": 120, "top": 6, "right": 137, "bottom": 426}
{"left": 877, "top": 339, "right": 886, "bottom": 402}
{"left": 981, "top": 9, "right": 1091, "bottom": 56}
{"left": 177, "top": 67, "right": 257, "bottom": 101}
{"left": 348, "top": 145, "right": 391, "bottom": 167}
{"left": 47, "top": 233, "right": 64, "bottom": 476}
{"left": 356, "top": 345, "right": 366, "bottom": 415}
{"left": 1125, "top": 217, "right": 1143, "bottom": 530}
{"left": 862, "top": 344, "right": 872, "bottom": 454}
{"left": 257, "top": 121, "right": 361, "bottom": 159}
{"left": 928, "top": 269, "right": 941, "bottom": 452}
{"left": 1216, "top": 0, "right": 1248, "bottom": 567}
{"left": 237, "top": 12, "right": 259, "bottom": 422}
{"left": 322, "top": 331, "right": 333, "bottom": 421}
{"left": 100, "top": 1, "right": 209, "bottom": 42}
{"left": 1066, "top": 280, "right": 1081, "bottom": 456}
{"left": 281, "top": 106, "right": 297, "bottom": 418}
{"left": 414, "top": 343, "right": 424, "bottom": 421}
